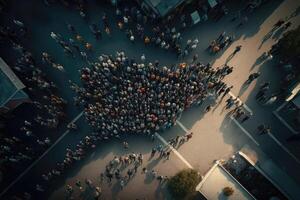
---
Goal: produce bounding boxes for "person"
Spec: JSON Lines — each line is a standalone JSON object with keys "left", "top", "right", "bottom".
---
{"left": 157, "top": 175, "right": 164, "bottom": 183}
{"left": 80, "top": 51, "right": 88, "bottom": 61}
{"left": 151, "top": 148, "right": 156, "bottom": 157}
{"left": 273, "top": 19, "right": 285, "bottom": 30}
{"left": 283, "top": 21, "right": 292, "bottom": 30}
{"left": 130, "top": 35, "right": 135, "bottom": 42}
{"left": 240, "top": 114, "right": 250, "bottom": 123}
{"left": 222, "top": 86, "right": 233, "bottom": 98}
{"left": 237, "top": 16, "right": 248, "bottom": 28}
{"left": 233, "top": 45, "right": 242, "bottom": 54}
{"left": 151, "top": 134, "right": 155, "bottom": 142}
{"left": 123, "top": 141, "right": 129, "bottom": 149}
{"left": 141, "top": 54, "right": 146, "bottom": 62}
{"left": 95, "top": 186, "right": 102, "bottom": 199}
{"left": 225, "top": 96, "right": 237, "bottom": 109}
{"left": 75, "top": 179, "right": 83, "bottom": 191}
{"left": 257, "top": 124, "right": 271, "bottom": 135}
{"left": 36, "top": 184, "right": 44, "bottom": 192}
{"left": 142, "top": 167, "right": 147, "bottom": 174}
{"left": 134, "top": 163, "right": 139, "bottom": 173}
{"left": 264, "top": 94, "right": 277, "bottom": 105}
{"left": 186, "top": 132, "right": 193, "bottom": 141}
{"left": 67, "top": 23, "right": 76, "bottom": 33}
{"left": 192, "top": 54, "right": 198, "bottom": 63}
{"left": 120, "top": 179, "right": 125, "bottom": 189}
{"left": 259, "top": 82, "right": 270, "bottom": 90}
{"left": 246, "top": 72, "right": 260, "bottom": 84}
{"left": 151, "top": 170, "right": 157, "bottom": 178}
{"left": 166, "top": 151, "right": 171, "bottom": 159}
{"left": 205, "top": 105, "right": 211, "bottom": 112}
{"left": 144, "top": 36, "right": 150, "bottom": 44}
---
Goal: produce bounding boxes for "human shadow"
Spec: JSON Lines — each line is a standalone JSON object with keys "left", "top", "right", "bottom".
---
{"left": 238, "top": 81, "right": 251, "bottom": 97}
{"left": 177, "top": 94, "right": 217, "bottom": 131}
{"left": 271, "top": 26, "right": 286, "bottom": 41}
{"left": 250, "top": 52, "right": 268, "bottom": 71}
{"left": 258, "top": 30, "right": 273, "bottom": 49}
{"left": 241, "top": 0, "right": 284, "bottom": 39}
{"left": 219, "top": 112, "right": 249, "bottom": 152}
{"left": 146, "top": 157, "right": 163, "bottom": 170}
{"left": 154, "top": 181, "right": 169, "bottom": 200}
{"left": 143, "top": 172, "right": 155, "bottom": 185}
{"left": 225, "top": 51, "right": 238, "bottom": 64}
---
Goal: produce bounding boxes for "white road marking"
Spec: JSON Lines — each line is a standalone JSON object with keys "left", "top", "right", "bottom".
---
{"left": 176, "top": 120, "right": 189, "bottom": 133}
{"left": 275, "top": 101, "right": 288, "bottom": 112}
{"left": 268, "top": 132, "right": 300, "bottom": 165}
{"left": 228, "top": 91, "right": 253, "bottom": 114}
{"left": 155, "top": 132, "right": 193, "bottom": 169}
{"left": 230, "top": 116, "right": 260, "bottom": 146}
{"left": 0, "top": 111, "right": 84, "bottom": 198}
{"left": 273, "top": 110, "right": 299, "bottom": 134}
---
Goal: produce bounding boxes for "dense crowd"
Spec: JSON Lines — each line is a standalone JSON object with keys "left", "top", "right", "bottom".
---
{"left": 68, "top": 51, "right": 233, "bottom": 137}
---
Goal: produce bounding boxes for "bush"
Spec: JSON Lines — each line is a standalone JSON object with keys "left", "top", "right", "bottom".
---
{"left": 223, "top": 186, "right": 234, "bottom": 196}
{"left": 168, "top": 169, "right": 201, "bottom": 199}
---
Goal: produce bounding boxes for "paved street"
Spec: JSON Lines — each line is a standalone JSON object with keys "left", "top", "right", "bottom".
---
{"left": 1, "top": 0, "right": 300, "bottom": 199}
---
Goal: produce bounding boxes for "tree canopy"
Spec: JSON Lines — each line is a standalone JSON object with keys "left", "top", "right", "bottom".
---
{"left": 168, "top": 169, "right": 201, "bottom": 199}
{"left": 276, "top": 25, "right": 300, "bottom": 63}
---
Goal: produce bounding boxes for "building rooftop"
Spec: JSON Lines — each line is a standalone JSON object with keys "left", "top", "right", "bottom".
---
{"left": 0, "top": 57, "right": 26, "bottom": 108}
{"left": 145, "top": 0, "right": 186, "bottom": 16}
{"left": 196, "top": 162, "right": 255, "bottom": 200}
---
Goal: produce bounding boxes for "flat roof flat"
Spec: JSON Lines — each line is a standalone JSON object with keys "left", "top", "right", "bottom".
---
{"left": 0, "top": 57, "right": 25, "bottom": 107}
{"left": 196, "top": 163, "right": 255, "bottom": 200}
{"left": 145, "top": 0, "right": 186, "bottom": 16}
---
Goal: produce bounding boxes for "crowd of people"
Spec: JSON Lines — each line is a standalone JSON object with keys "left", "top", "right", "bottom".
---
{"left": 208, "top": 31, "right": 235, "bottom": 54}
{"left": 1, "top": 0, "right": 299, "bottom": 199}
{"left": 6, "top": 43, "right": 237, "bottom": 198}
{"left": 0, "top": 9, "right": 67, "bottom": 197}
{"left": 70, "top": 51, "right": 234, "bottom": 137}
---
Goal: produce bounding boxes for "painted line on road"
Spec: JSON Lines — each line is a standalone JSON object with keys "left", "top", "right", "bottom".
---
{"left": 275, "top": 101, "right": 288, "bottom": 112}
{"left": 273, "top": 110, "right": 299, "bottom": 134}
{"left": 228, "top": 91, "right": 253, "bottom": 114}
{"left": 176, "top": 120, "right": 189, "bottom": 133}
{"left": 0, "top": 111, "right": 84, "bottom": 198}
{"left": 230, "top": 116, "right": 260, "bottom": 146}
{"left": 268, "top": 132, "right": 300, "bottom": 165}
{"left": 155, "top": 132, "right": 193, "bottom": 169}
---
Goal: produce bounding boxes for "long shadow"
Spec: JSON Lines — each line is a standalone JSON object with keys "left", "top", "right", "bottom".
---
{"left": 250, "top": 52, "right": 267, "bottom": 71}
{"left": 178, "top": 94, "right": 217, "bottom": 131}
{"left": 238, "top": 81, "right": 251, "bottom": 97}
{"left": 271, "top": 26, "right": 286, "bottom": 41}
{"left": 241, "top": 0, "right": 284, "bottom": 38}
{"left": 219, "top": 112, "right": 248, "bottom": 152}
{"left": 233, "top": 56, "right": 300, "bottom": 186}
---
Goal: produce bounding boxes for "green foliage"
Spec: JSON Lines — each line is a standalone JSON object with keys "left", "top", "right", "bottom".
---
{"left": 276, "top": 25, "right": 300, "bottom": 62}
{"left": 223, "top": 186, "right": 234, "bottom": 196}
{"left": 168, "top": 169, "right": 201, "bottom": 199}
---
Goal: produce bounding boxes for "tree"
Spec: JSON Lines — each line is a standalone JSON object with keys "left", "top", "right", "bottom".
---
{"left": 168, "top": 169, "right": 201, "bottom": 199}
{"left": 223, "top": 186, "right": 234, "bottom": 196}
{"left": 273, "top": 25, "right": 300, "bottom": 65}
